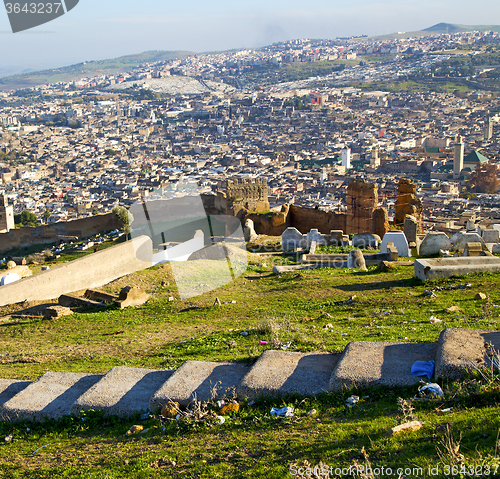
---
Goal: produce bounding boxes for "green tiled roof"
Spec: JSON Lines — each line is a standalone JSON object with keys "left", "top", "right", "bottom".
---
{"left": 464, "top": 150, "right": 489, "bottom": 164}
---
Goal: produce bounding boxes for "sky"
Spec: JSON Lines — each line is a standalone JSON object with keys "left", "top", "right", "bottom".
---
{"left": 1, "top": 0, "right": 500, "bottom": 74}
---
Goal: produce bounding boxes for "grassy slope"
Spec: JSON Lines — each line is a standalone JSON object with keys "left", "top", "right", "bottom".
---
{"left": 0, "top": 259, "right": 500, "bottom": 477}
{"left": 0, "top": 51, "right": 194, "bottom": 91}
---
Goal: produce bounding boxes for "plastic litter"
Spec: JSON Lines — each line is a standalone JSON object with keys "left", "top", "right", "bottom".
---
{"left": 411, "top": 360, "right": 435, "bottom": 380}
{"left": 270, "top": 407, "right": 294, "bottom": 417}
{"left": 259, "top": 341, "right": 268, "bottom": 345}
{"left": 217, "top": 416, "right": 225, "bottom": 425}
{"left": 281, "top": 341, "right": 292, "bottom": 350}
{"left": 240, "top": 331, "right": 249, "bottom": 336}
{"left": 345, "top": 395, "right": 359, "bottom": 407}
{"left": 429, "top": 316, "right": 442, "bottom": 324}
{"left": 418, "top": 383, "right": 444, "bottom": 397}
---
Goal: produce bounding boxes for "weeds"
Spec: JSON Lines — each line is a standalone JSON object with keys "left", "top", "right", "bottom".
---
{"left": 436, "top": 424, "right": 465, "bottom": 465}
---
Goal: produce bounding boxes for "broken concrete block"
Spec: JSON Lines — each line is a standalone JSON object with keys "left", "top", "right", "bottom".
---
{"left": 116, "top": 286, "right": 150, "bottom": 309}
{"left": 58, "top": 295, "right": 105, "bottom": 308}
{"left": 44, "top": 306, "right": 73, "bottom": 320}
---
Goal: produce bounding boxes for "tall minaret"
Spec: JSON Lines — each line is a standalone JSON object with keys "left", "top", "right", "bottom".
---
{"left": 484, "top": 116, "right": 493, "bottom": 140}
{"left": 371, "top": 144, "right": 380, "bottom": 167}
{"left": 453, "top": 135, "right": 464, "bottom": 179}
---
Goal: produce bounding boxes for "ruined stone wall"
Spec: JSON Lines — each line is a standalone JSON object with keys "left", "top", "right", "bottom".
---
{"left": 394, "top": 179, "right": 423, "bottom": 227}
{"left": 225, "top": 178, "right": 270, "bottom": 216}
{"left": 372, "top": 208, "right": 390, "bottom": 239}
{"left": 0, "top": 213, "right": 122, "bottom": 254}
{"left": 346, "top": 180, "right": 378, "bottom": 234}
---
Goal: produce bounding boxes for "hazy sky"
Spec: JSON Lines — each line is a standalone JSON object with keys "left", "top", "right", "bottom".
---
{"left": 1, "top": 0, "right": 500, "bottom": 72}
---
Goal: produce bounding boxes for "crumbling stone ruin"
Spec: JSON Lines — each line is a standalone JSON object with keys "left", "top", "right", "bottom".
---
{"left": 346, "top": 179, "right": 378, "bottom": 234}
{"left": 394, "top": 179, "right": 423, "bottom": 228}
{"left": 225, "top": 178, "right": 270, "bottom": 216}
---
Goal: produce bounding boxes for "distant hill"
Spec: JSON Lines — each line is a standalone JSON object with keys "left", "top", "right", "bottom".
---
{"left": 366, "top": 23, "right": 500, "bottom": 41}
{"left": 424, "top": 23, "right": 500, "bottom": 34}
{"left": 0, "top": 50, "right": 195, "bottom": 91}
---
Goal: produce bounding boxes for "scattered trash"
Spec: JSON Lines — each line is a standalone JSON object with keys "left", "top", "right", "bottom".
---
{"left": 381, "top": 310, "right": 392, "bottom": 316}
{"left": 439, "top": 250, "right": 453, "bottom": 257}
{"left": 390, "top": 421, "right": 423, "bottom": 435}
{"left": 4, "top": 435, "right": 13, "bottom": 443}
{"left": 31, "top": 443, "right": 54, "bottom": 455}
{"left": 213, "top": 297, "right": 222, "bottom": 307}
{"left": 475, "top": 292, "right": 487, "bottom": 300}
{"left": 140, "top": 428, "right": 150, "bottom": 434}
{"left": 423, "top": 290, "right": 437, "bottom": 298}
{"left": 240, "top": 331, "right": 249, "bottom": 337}
{"left": 433, "top": 284, "right": 471, "bottom": 292}
{"left": 217, "top": 416, "right": 225, "bottom": 425}
{"left": 307, "top": 409, "right": 317, "bottom": 416}
{"left": 429, "top": 316, "right": 442, "bottom": 324}
{"left": 220, "top": 401, "right": 239, "bottom": 415}
{"left": 281, "top": 341, "right": 292, "bottom": 350}
{"left": 140, "top": 413, "right": 151, "bottom": 421}
{"left": 323, "top": 323, "right": 334, "bottom": 330}
{"left": 419, "top": 383, "right": 444, "bottom": 398}
{"left": 161, "top": 401, "right": 180, "bottom": 419}
{"left": 168, "top": 297, "right": 175, "bottom": 302}
{"left": 411, "top": 360, "right": 435, "bottom": 380}
{"left": 217, "top": 400, "right": 225, "bottom": 408}
{"left": 440, "top": 407, "right": 453, "bottom": 413}
{"left": 398, "top": 337, "right": 410, "bottom": 340}
{"left": 270, "top": 407, "right": 294, "bottom": 417}
{"left": 259, "top": 341, "right": 268, "bottom": 345}
{"left": 345, "top": 396, "right": 359, "bottom": 407}
{"left": 231, "top": 300, "right": 237, "bottom": 304}
{"left": 126, "top": 425, "right": 144, "bottom": 436}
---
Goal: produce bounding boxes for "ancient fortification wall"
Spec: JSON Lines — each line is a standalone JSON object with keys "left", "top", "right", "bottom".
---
{"left": 0, "top": 213, "right": 122, "bottom": 254}
{"left": 0, "top": 236, "right": 152, "bottom": 307}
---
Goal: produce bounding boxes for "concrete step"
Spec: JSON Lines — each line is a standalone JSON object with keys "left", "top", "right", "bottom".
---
{"left": 0, "top": 379, "right": 32, "bottom": 416}
{"left": 1, "top": 372, "right": 102, "bottom": 422}
{"left": 329, "top": 341, "right": 438, "bottom": 392}
{"left": 435, "top": 328, "right": 500, "bottom": 380}
{"left": 71, "top": 367, "right": 173, "bottom": 417}
{"left": 150, "top": 361, "right": 250, "bottom": 411}
{"left": 237, "top": 351, "right": 340, "bottom": 400}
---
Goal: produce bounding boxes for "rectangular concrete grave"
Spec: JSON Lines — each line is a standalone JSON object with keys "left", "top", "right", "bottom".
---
{"left": 1, "top": 372, "right": 102, "bottom": 422}
{"left": 414, "top": 257, "right": 500, "bottom": 281}
{"left": 71, "top": 367, "right": 173, "bottom": 417}
{"left": 329, "top": 341, "right": 438, "bottom": 391}
{"left": 434, "top": 328, "right": 500, "bottom": 380}
{"left": 237, "top": 351, "right": 340, "bottom": 400}
{"left": 149, "top": 361, "right": 250, "bottom": 410}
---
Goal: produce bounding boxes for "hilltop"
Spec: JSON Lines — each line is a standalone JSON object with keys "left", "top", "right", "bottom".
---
{"left": 0, "top": 50, "right": 194, "bottom": 90}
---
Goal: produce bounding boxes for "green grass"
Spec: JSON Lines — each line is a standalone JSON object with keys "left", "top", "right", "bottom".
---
{"left": 1, "top": 263, "right": 500, "bottom": 476}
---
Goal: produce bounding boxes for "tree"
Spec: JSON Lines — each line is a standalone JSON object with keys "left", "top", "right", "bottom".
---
{"left": 467, "top": 163, "right": 500, "bottom": 194}
{"left": 92, "top": 208, "right": 99, "bottom": 216}
{"left": 14, "top": 210, "right": 39, "bottom": 227}
{"left": 112, "top": 206, "right": 133, "bottom": 238}
{"left": 43, "top": 210, "right": 51, "bottom": 222}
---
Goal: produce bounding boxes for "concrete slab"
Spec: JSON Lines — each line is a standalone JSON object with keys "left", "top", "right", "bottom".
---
{"left": 237, "top": 351, "right": 340, "bottom": 400}
{"left": 329, "top": 341, "right": 438, "bottom": 392}
{"left": 1, "top": 372, "right": 102, "bottom": 422}
{"left": 435, "top": 328, "right": 500, "bottom": 380}
{"left": 414, "top": 256, "right": 500, "bottom": 281}
{"left": 0, "top": 379, "right": 31, "bottom": 415}
{"left": 71, "top": 367, "right": 173, "bottom": 417}
{"left": 150, "top": 361, "right": 250, "bottom": 410}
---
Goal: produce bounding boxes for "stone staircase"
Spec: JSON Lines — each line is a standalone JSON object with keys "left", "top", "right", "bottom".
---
{"left": 1, "top": 328, "right": 499, "bottom": 423}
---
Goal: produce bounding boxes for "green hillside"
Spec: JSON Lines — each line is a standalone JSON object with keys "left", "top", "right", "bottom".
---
{"left": 0, "top": 50, "right": 194, "bottom": 91}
